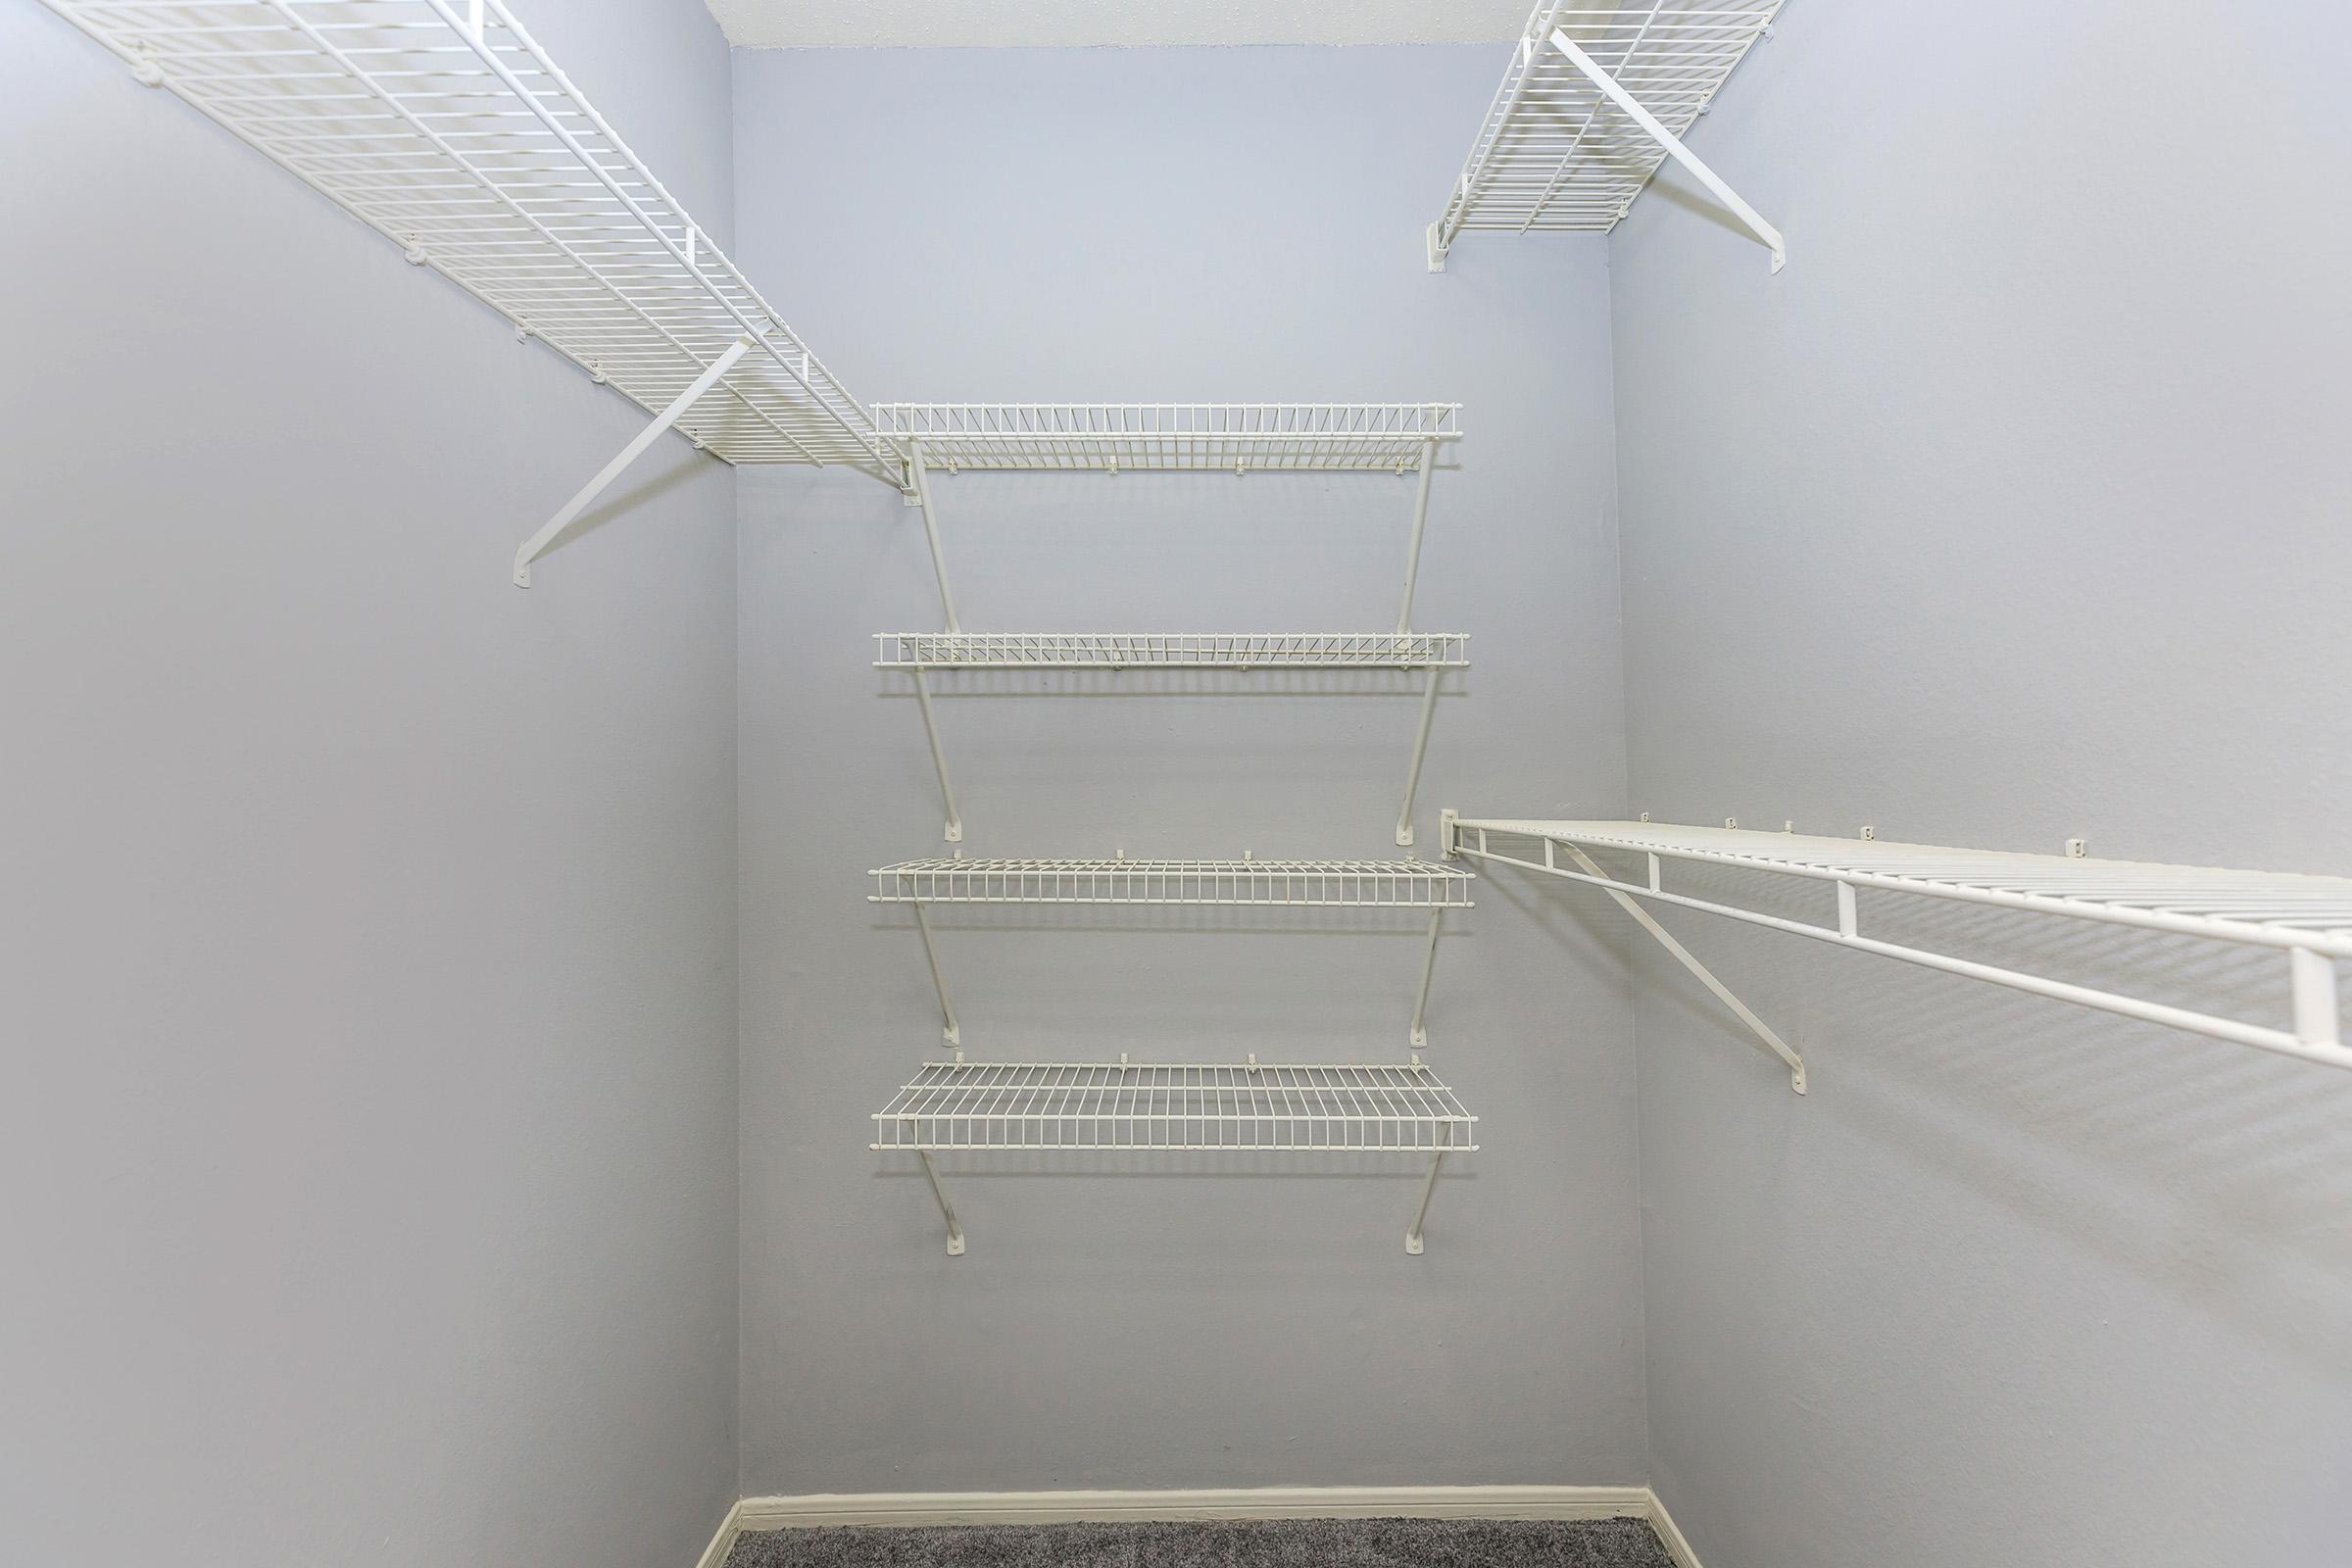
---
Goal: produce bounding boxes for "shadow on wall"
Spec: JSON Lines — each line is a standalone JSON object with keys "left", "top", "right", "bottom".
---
{"left": 1553, "top": 861, "right": 2352, "bottom": 1380}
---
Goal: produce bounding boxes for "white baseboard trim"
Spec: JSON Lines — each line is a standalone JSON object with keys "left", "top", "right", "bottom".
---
{"left": 705, "top": 1487, "right": 1699, "bottom": 1566}
{"left": 694, "top": 1497, "right": 746, "bottom": 1568}
{"left": 728, "top": 1485, "right": 1650, "bottom": 1531}
{"left": 1645, "top": 1490, "right": 1704, "bottom": 1568}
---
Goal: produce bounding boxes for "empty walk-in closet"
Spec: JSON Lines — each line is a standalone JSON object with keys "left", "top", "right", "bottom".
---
{"left": 5, "top": 2, "right": 2348, "bottom": 1566}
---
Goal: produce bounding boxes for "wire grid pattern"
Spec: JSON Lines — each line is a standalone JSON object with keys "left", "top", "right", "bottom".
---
{"left": 875, "top": 633, "right": 1472, "bottom": 669}
{"left": 1433, "top": 2, "right": 1782, "bottom": 248}
{"left": 42, "top": 0, "right": 902, "bottom": 479}
{"left": 875, "top": 404, "right": 1462, "bottom": 472}
{"left": 870, "top": 858, "right": 1477, "bottom": 906}
{"left": 872, "top": 1062, "right": 1478, "bottom": 1152}
{"left": 1455, "top": 820, "right": 2352, "bottom": 958}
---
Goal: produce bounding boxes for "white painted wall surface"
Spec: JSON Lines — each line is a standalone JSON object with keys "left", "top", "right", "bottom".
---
{"left": 1604, "top": 2, "right": 2352, "bottom": 1564}
{"left": 0, "top": 2, "right": 741, "bottom": 1562}
{"left": 729, "top": 44, "right": 1644, "bottom": 1495}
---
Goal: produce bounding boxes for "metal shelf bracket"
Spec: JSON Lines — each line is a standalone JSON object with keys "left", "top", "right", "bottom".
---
{"left": 513, "top": 337, "right": 749, "bottom": 587}
{"left": 1405, "top": 1152, "right": 1446, "bottom": 1254}
{"left": 911, "top": 901, "right": 960, "bottom": 1046}
{"left": 1545, "top": 27, "right": 1787, "bottom": 273}
{"left": 1410, "top": 908, "right": 1446, "bottom": 1050}
{"left": 917, "top": 1152, "right": 965, "bottom": 1255}
{"left": 1445, "top": 812, "right": 1807, "bottom": 1093}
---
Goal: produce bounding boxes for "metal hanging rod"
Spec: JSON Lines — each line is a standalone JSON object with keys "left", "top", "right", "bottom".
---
{"left": 873, "top": 1061, "right": 1475, "bottom": 1255}
{"left": 1443, "top": 814, "right": 2352, "bottom": 1083}
{"left": 37, "top": 0, "right": 909, "bottom": 583}
{"left": 1428, "top": 2, "right": 1785, "bottom": 270}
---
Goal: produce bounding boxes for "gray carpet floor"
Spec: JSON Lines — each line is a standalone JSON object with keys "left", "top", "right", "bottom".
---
{"left": 724, "top": 1517, "right": 1675, "bottom": 1568}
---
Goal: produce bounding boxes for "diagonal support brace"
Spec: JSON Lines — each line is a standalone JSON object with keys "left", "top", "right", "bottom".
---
{"left": 1405, "top": 1152, "right": 1446, "bottom": 1254}
{"left": 917, "top": 1152, "right": 965, "bottom": 1255}
{"left": 513, "top": 336, "right": 749, "bottom": 587}
{"left": 1396, "top": 438, "right": 1439, "bottom": 634}
{"left": 1410, "top": 908, "right": 1445, "bottom": 1050}
{"left": 907, "top": 442, "right": 960, "bottom": 633}
{"left": 1557, "top": 843, "right": 1806, "bottom": 1092}
{"left": 1396, "top": 663, "right": 1443, "bottom": 847}
{"left": 1548, "top": 27, "right": 1787, "bottom": 273}
{"left": 909, "top": 668, "right": 963, "bottom": 843}
{"left": 911, "top": 901, "right": 959, "bottom": 1047}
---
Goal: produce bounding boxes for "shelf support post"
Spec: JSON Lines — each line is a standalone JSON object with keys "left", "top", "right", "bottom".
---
{"left": 1546, "top": 27, "right": 1787, "bottom": 273}
{"left": 911, "top": 901, "right": 960, "bottom": 1046}
{"left": 1405, "top": 1152, "right": 1445, "bottom": 1254}
{"left": 1396, "top": 663, "right": 1444, "bottom": 847}
{"left": 910, "top": 669, "right": 962, "bottom": 844}
{"left": 1396, "top": 437, "right": 1439, "bottom": 634}
{"left": 1410, "top": 908, "right": 1445, "bottom": 1050}
{"left": 916, "top": 1152, "right": 966, "bottom": 1256}
{"left": 1558, "top": 842, "right": 1806, "bottom": 1093}
{"left": 512, "top": 336, "right": 749, "bottom": 587}
{"left": 909, "top": 441, "right": 960, "bottom": 633}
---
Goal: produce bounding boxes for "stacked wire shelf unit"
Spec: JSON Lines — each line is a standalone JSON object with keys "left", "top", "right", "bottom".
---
{"left": 876, "top": 403, "right": 1467, "bottom": 845}
{"left": 869, "top": 857, "right": 1477, "bottom": 1256}
{"left": 868, "top": 402, "right": 1481, "bottom": 1254}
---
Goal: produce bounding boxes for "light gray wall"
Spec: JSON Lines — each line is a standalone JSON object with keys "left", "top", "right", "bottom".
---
{"left": 1606, "top": 2, "right": 2352, "bottom": 1564}
{"left": 0, "top": 2, "right": 741, "bottom": 1563}
{"left": 730, "top": 45, "right": 1643, "bottom": 1494}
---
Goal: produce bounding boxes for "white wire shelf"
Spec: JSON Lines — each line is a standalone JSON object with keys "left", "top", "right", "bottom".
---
{"left": 1430, "top": 2, "right": 1783, "bottom": 266}
{"left": 875, "top": 404, "right": 1461, "bottom": 473}
{"left": 871, "top": 1061, "right": 1478, "bottom": 1152}
{"left": 1446, "top": 815, "right": 2352, "bottom": 1074}
{"left": 875, "top": 633, "right": 1472, "bottom": 669}
{"left": 870, "top": 858, "right": 1477, "bottom": 907}
{"left": 43, "top": 0, "right": 902, "bottom": 482}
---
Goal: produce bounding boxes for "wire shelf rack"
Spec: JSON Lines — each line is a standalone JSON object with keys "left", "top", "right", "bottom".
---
{"left": 42, "top": 0, "right": 902, "bottom": 482}
{"left": 871, "top": 1061, "right": 1478, "bottom": 1152}
{"left": 870, "top": 858, "right": 1478, "bottom": 907}
{"left": 874, "top": 404, "right": 1461, "bottom": 472}
{"left": 1430, "top": 2, "right": 1782, "bottom": 263}
{"left": 1446, "top": 816, "right": 2352, "bottom": 1073}
{"left": 875, "top": 633, "right": 1472, "bottom": 669}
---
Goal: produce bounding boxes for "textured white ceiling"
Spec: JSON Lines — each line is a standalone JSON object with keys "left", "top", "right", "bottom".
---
{"left": 704, "top": 0, "right": 1535, "bottom": 49}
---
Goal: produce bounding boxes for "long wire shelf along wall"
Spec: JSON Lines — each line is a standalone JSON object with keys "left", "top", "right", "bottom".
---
{"left": 36, "top": 0, "right": 909, "bottom": 587}
{"left": 873, "top": 404, "right": 1467, "bottom": 845}
{"left": 1441, "top": 815, "right": 2352, "bottom": 1093}
{"left": 869, "top": 858, "right": 1478, "bottom": 1255}
{"left": 1428, "top": 2, "right": 1787, "bottom": 272}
